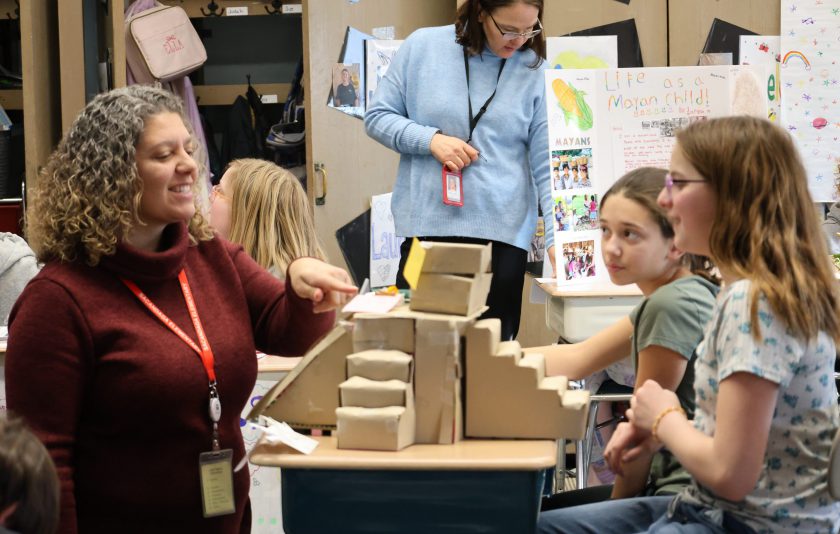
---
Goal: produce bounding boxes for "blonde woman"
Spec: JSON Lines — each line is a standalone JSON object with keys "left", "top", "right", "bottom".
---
{"left": 210, "top": 158, "right": 325, "bottom": 279}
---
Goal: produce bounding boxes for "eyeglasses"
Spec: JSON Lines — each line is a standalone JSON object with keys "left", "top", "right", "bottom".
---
{"left": 486, "top": 11, "right": 543, "bottom": 41}
{"left": 210, "top": 184, "right": 228, "bottom": 202}
{"left": 664, "top": 173, "right": 705, "bottom": 196}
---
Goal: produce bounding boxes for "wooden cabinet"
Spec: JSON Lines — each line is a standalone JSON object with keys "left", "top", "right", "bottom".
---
{"left": 302, "top": 0, "right": 456, "bottom": 269}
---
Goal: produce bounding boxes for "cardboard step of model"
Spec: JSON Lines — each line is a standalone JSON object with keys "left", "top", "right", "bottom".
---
{"left": 465, "top": 319, "right": 590, "bottom": 440}
{"left": 347, "top": 349, "right": 413, "bottom": 382}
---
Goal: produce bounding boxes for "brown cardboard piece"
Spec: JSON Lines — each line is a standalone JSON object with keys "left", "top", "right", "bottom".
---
{"left": 339, "top": 376, "right": 411, "bottom": 408}
{"left": 465, "top": 319, "right": 589, "bottom": 440}
{"left": 246, "top": 324, "right": 352, "bottom": 429}
{"left": 336, "top": 404, "right": 416, "bottom": 451}
{"left": 414, "top": 317, "right": 462, "bottom": 444}
{"left": 410, "top": 272, "right": 492, "bottom": 316}
{"left": 419, "top": 241, "right": 492, "bottom": 274}
{"left": 346, "top": 350, "right": 413, "bottom": 382}
{"left": 352, "top": 316, "right": 415, "bottom": 354}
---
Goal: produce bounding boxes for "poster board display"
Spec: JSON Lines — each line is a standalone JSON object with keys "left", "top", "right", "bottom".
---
{"left": 780, "top": 1, "right": 840, "bottom": 202}
{"left": 545, "top": 65, "right": 769, "bottom": 286}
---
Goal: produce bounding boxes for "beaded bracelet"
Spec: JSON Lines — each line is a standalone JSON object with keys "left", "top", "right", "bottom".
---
{"left": 651, "top": 405, "right": 686, "bottom": 442}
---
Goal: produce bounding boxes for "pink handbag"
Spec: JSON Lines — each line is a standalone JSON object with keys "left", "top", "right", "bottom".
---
{"left": 125, "top": 5, "right": 207, "bottom": 84}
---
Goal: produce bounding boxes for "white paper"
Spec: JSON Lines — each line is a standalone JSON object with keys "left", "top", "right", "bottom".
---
{"left": 342, "top": 292, "right": 403, "bottom": 314}
{"left": 370, "top": 193, "right": 404, "bottom": 288}
{"left": 546, "top": 36, "right": 618, "bottom": 70}
{"left": 365, "top": 39, "right": 403, "bottom": 108}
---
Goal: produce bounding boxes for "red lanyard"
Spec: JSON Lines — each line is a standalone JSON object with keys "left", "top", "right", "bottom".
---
{"left": 121, "top": 269, "right": 216, "bottom": 383}
{"left": 121, "top": 269, "right": 222, "bottom": 450}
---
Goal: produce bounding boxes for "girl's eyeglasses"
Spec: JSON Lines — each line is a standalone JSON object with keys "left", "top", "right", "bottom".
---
{"left": 210, "top": 184, "right": 228, "bottom": 202}
{"left": 665, "top": 173, "right": 705, "bottom": 195}
{"left": 487, "top": 12, "right": 542, "bottom": 41}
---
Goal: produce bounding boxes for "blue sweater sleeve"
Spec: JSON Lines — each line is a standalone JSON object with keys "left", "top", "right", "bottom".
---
{"left": 529, "top": 73, "right": 554, "bottom": 249}
{"left": 365, "top": 37, "right": 441, "bottom": 155}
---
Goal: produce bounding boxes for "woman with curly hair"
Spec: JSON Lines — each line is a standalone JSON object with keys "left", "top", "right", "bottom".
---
{"left": 209, "top": 158, "right": 325, "bottom": 279}
{"left": 5, "top": 85, "right": 356, "bottom": 533}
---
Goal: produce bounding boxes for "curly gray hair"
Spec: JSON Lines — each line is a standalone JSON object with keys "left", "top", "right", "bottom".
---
{"left": 27, "top": 85, "right": 212, "bottom": 265}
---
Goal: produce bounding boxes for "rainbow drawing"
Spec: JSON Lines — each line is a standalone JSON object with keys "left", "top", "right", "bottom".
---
{"left": 782, "top": 50, "right": 811, "bottom": 70}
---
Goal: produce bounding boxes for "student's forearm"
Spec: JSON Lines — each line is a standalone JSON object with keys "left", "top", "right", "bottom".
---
{"left": 611, "top": 454, "right": 652, "bottom": 499}
{"left": 653, "top": 413, "right": 733, "bottom": 498}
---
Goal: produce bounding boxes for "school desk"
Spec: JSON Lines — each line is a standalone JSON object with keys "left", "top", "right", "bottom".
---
{"left": 535, "top": 279, "right": 643, "bottom": 343}
{"left": 250, "top": 436, "right": 557, "bottom": 534}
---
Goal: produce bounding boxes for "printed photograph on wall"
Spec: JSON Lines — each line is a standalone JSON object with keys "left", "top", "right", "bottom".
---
{"left": 551, "top": 148, "right": 593, "bottom": 192}
{"left": 554, "top": 195, "right": 599, "bottom": 233}
{"left": 560, "top": 239, "right": 597, "bottom": 281}
{"left": 331, "top": 63, "right": 362, "bottom": 109}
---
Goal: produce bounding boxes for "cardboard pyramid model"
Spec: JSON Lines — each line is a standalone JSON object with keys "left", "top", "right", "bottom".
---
{"left": 248, "top": 241, "right": 589, "bottom": 451}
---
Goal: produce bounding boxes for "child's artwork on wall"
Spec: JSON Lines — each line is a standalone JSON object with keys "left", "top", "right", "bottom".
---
{"left": 365, "top": 40, "right": 403, "bottom": 109}
{"left": 780, "top": 1, "right": 840, "bottom": 202}
{"left": 546, "top": 36, "right": 618, "bottom": 70}
{"left": 370, "top": 193, "right": 403, "bottom": 288}
{"left": 545, "top": 65, "right": 769, "bottom": 286}
{"left": 739, "top": 35, "right": 781, "bottom": 121}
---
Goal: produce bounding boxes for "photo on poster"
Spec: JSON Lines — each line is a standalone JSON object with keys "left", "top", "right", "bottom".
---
{"left": 330, "top": 63, "right": 362, "bottom": 109}
{"left": 560, "top": 239, "right": 597, "bottom": 281}
{"left": 554, "top": 194, "right": 599, "bottom": 233}
{"left": 551, "top": 148, "right": 593, "bottom": 192}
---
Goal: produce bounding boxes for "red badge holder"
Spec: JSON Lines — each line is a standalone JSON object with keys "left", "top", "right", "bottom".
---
{"left": 442, "top": 165, "right": 464, "bottom": 207}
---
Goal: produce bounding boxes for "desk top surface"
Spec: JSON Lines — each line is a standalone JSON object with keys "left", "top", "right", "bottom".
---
{"left": 536, "top": 278, "right": 643, "bottom": 298}
{"left": 250, "top": 436, "right": 557, "bottom": 471}
{"left": 257, "top": 355, "right": 301, "bottom": 373}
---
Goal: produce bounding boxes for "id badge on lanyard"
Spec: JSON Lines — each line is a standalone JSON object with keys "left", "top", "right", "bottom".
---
{"left": 441, "top": 50, "right": 506, "bottom": 208}
{"left": 442, "top": 166, "right": 464, "bottom": 206}
{"left": 121, "top": 270, "right": 235, "bottom": 517}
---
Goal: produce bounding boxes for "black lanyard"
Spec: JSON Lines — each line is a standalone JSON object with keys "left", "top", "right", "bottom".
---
{"left": 463, "top": 48, "right": 506, "bottom": 143}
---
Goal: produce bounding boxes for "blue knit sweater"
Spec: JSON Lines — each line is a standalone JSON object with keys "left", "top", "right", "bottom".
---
{"left": 365, "top": 25, "right": 554, "bottom": 250}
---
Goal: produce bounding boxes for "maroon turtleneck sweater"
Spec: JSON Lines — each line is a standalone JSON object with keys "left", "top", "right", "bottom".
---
{"left": 6, "top": 223, "right": 334, "bottom": 534}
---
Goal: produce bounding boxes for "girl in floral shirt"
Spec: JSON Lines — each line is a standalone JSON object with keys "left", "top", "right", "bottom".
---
{"left": 540, "top": 117, "right": 840, "bottom": 533}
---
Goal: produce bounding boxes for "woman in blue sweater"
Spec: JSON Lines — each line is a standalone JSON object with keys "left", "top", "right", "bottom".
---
{"left": 365, "top": 0, "right": 553, "bottom": 340}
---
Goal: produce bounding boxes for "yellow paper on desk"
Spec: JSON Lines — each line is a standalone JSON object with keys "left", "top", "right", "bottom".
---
{"left": 402, "top": 237, "right": 425, "bottom": 289}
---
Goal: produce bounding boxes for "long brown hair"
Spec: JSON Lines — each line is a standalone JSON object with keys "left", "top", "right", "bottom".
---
{"left": 602, "top": 167, "right": 718, "bottom": 284}
{"left": 677, "top": 116, "right": 840, "bottom": 341}
{"left": 455, "top": 0, "right": 545, "bottom": 68}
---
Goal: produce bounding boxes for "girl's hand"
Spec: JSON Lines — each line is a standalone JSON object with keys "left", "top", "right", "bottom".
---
{"left": 287, "top": 258, "right": 358, "bottom": 313}
{"left": 430, "top": 133, "right": 479, "bottom": 171}
{"left": 603, "top": 422, "right": 658, "bottom": 475}
{"left": 627, "top": 379, "right": 680, "bottom": 431}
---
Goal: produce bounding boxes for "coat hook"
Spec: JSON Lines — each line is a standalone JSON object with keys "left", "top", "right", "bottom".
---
{"left": 6, "top": 0, "right": 20, "bottom": 20}
{"left": 200, "top": 1, "right": 223, "bottom": 17}
{"left": 264, "top": 0, "right": 282, "bottom": 15}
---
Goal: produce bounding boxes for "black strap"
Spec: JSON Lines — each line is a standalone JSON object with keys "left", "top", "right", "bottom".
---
{"left": 463, "top": 48, "right": 506, "bottom": 143}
